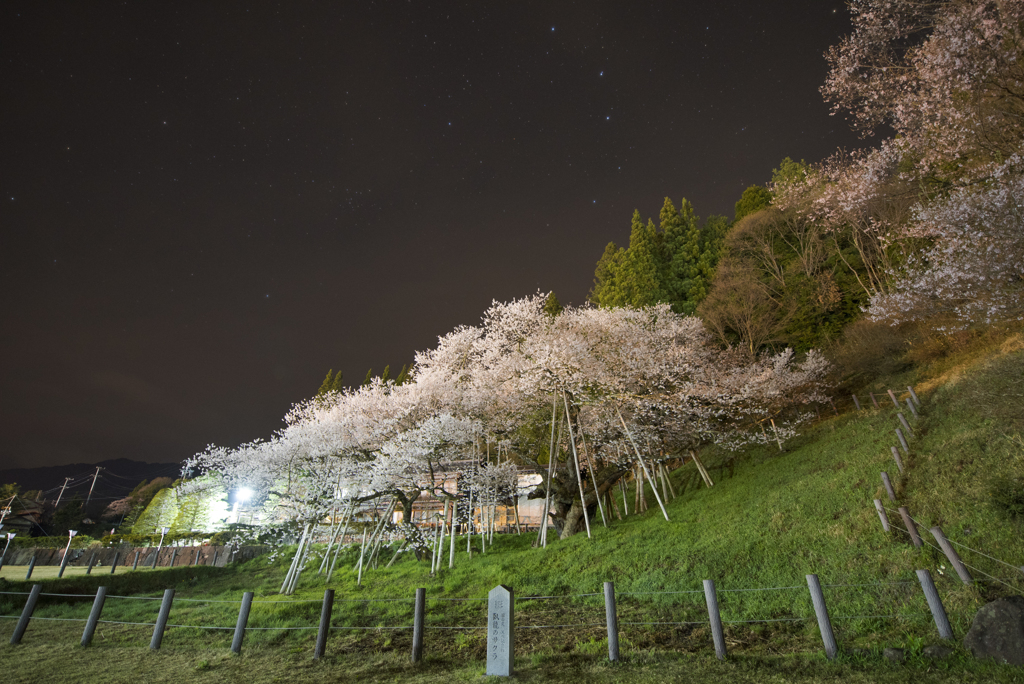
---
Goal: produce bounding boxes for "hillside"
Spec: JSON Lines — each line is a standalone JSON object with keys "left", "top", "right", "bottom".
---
{"left": 1, "top": 334, "right": 1022, "bottom": 682}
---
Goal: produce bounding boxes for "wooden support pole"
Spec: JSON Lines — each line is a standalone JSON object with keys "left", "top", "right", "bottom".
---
{"left": 110, "top": 551, "right": 120, "bottom": 575}
{"left": 563, "top": 391, "right": 592, "bottom": 539}
{"left": 881, "top": 472, "right": 897, "bottom": 501}
{"left": 916, "top": 569, "right": 953, "bottom": 640}
{"left": 898, "top": 507, "right": 923, "bottom": 547}
{"left": 81, "top": 586, "right": 108, "bottom": 646}
{"left": 873, "top": 500, "right": 891, "bottom": 532}
{"left": 231, "top": 591, "right": 254, "bottom": 654}
{"left": 132, "top": 551, "right": 140, "bottom": 570}
{"left": 869, "top": 392, "right": 880, "bottom": 409}
{"left": 86, "top": 552, "right": 96, "bottom": 575}
{"left": 604, "top": 581, "right": 620, "bottom": 662}
{"left": 539, "top": 391, "right": 559, "bottom": 548}
{"left": 930, "top": 527, "right": 973, "bottom": 584}
{"left": 852, "top": 394, "right": 861, "bottom": 411}
{"left": 806, "top": 574, "right": 837, "bottom": 660}
{"left": 356, "top": 527, "right": 368, "bottom": 586}
{"left": 618, "top": 409, "right": 670, "bottom": 521}
{"left": 313, "top": 589, "right": 334, "bottom": 660}
{"left": 24, "top": 556, "right": 35, "bottom": 580}
{"left": 703, "top": 579, "right": 726, "bottom": 660}
{"left": 908, "top": 386, "right": 921, "bottom": 408}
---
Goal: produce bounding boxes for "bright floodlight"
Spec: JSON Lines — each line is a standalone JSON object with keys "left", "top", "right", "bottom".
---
{"left": 237, "top": 487, "right": 253, "bottom": 502}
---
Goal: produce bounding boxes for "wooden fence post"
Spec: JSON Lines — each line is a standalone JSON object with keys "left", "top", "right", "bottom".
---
{"left": 9, "top": 584, "right": 42, "bottom": 645}
{"left": 916, "top": 569, "right": 953, "bottom": 640}
{"left": 150, "top": 588, "right": 175, "bottom": 650}
{"left": 869, "top": 392, "right": 880, "bottom": 409}
{"left": 604, "top": 581, "right": 620, "bottom": 662}
{"left": 898, "top": 507, "right": 923, "bottom": 547}
{"left": 896, "top": 428, "right": 910, "bottom": 454}
{"left": 890, "top": 447, "right": 905, "bottom": 474}
{"left": 25, "top": 556, "right": 36, "bottom": 580}
{"left": 930, "top": 527, "right": 973, "bottom": 584}
{"left": 169, "top": 548, "right": 178, "bottom": 568}
{"left": 897, "top": 412, "right": 914, "bottom": 436}
{"left": 852, "top": 395, "right": 861, "bottom": 411}
{"left": 231, "top": 591, "right": 254, "bottom": 654}
{"left": 703, "top": 579, "right": 726, "bottom": 660}
{"left": 110, "top": 551, "right": 120, "bottom": 575}
{"left": 887, "top": 389, "right": 901, "bottom": 409}
{"left": 132, "top": 551, "right": 140, "bottom": 570}
{"left": 58, "top": 547, "right": 72, "bottom": 578}
{"left": 314, "top": 588, "right": 335, "bottom": 660}
{"left": 905, "top": 398, "right": 919, "bottom": 419}
{"left": 411, "top": 587, "right": 426, "bottom": 663}
{"left": 881, "top": 472, "right": 897, "bottom": 501}
{"left": 908, "top": 386, "right": 921, "bottom": 408}
{"left": 873, "top": 500, "right": 891, "bottom": 532}
{"left": 81, "top": 586, "right": 108, "bottom": 646}
{"left": 806, "top": 574, "right": 837, "bottom": 660}
{"left": 85, "top": 552, "right": 96, "bottom": 575}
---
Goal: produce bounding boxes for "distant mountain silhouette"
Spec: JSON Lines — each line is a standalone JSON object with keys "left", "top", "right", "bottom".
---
{"left": 0, "top": 458, "right": 183, "bottom": 508}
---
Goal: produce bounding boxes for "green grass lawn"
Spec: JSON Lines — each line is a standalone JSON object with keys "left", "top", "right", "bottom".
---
{"left": 1, "top": 337, "right": 1022, "bottom": 681}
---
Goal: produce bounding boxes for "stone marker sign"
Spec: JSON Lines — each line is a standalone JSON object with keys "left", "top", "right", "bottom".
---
{"left": 486, "top": 584, "right": 514, "bottom": 676}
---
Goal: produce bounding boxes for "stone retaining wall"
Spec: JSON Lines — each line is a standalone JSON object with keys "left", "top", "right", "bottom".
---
{"left": 3, "top": 545, "right": 267, "bottom": 568}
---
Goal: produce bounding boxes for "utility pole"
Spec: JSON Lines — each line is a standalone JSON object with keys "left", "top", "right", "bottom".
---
{"left": 85, "top": 467, "right": 103, "bottom": 507}
{"left": 54, "top": 477, "right": 72, "bottom": 509}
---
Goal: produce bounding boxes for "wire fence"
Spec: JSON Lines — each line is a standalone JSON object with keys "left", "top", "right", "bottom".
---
{"left": 0, "top": 571, "right": 975, "bottom": 663}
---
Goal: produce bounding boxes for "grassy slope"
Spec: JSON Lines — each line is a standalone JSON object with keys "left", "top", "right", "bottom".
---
{"left": 1, "top": 335, "right": 1022, "bottom": 682}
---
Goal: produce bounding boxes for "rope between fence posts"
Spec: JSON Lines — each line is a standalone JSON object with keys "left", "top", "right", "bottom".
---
{"left": 0, "top": 591, "right": 30, "bottom": 596}
{"left": 327, "top": 625, "right": 412, "bottom": 631}
{"left": 620, "top": 620, "right": 709, "bottom": 626}
{"left": 823, "top": 582, "right": 916, "bottom": 588}
{"left": 617, "top": 589, "right": 704, "bottom": 596}
{"left": 956, "top": 559, "right": 1023, "bottom": 592}
{"left": 96, "top": 620, "right": 158, "bottom": 626}
{"left": 173, "top": 598, "right": 242, "bottom": 603}
{"left": 39, "top": 592, "right": 96, "bottom": 598}
{"left": 519, "top": 623, "right": 607, "bottom": 628}
{"left": 721, "top": 617, "right": 810, "bottom": 624}
{"left": 832, "top": 614, "right": 928, "bottom": 620}
{"left": 518, "top": 593, "right": 601, "bottom": 601}
{"left": 106, "top": 595, "right": 164, "bottom": 600}
{"left": 945, "top": 538, "right": 1024, "bottom": 573}
{"left": 243, "top": 626, "right": 319, "bottom": 631}
{"left": 892, "top": 510, "right": 1024, "bottom": 586}
{"left": 429, "top": 597, "right": 488, "bottom": 602}
{"left": 424, "top": 625, "right": 486, "bottom": 630}
{"left": 718, "top": 586, "right": 804, "bottom": 593}
{"left": 166, "top": 623, "right": 235, "bottom": 630}
{"left": 14, "top": 616, "right": 87, "bottom": 623}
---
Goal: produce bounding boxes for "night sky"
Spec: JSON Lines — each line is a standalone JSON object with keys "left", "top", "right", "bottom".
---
{"left": 1, "top": 2, "right": 864, "bottom": 470}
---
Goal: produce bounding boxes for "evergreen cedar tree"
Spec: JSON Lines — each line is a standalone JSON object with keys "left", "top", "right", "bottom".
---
{"left": 589, "top": 198, "right": 730, "bottom": 316}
